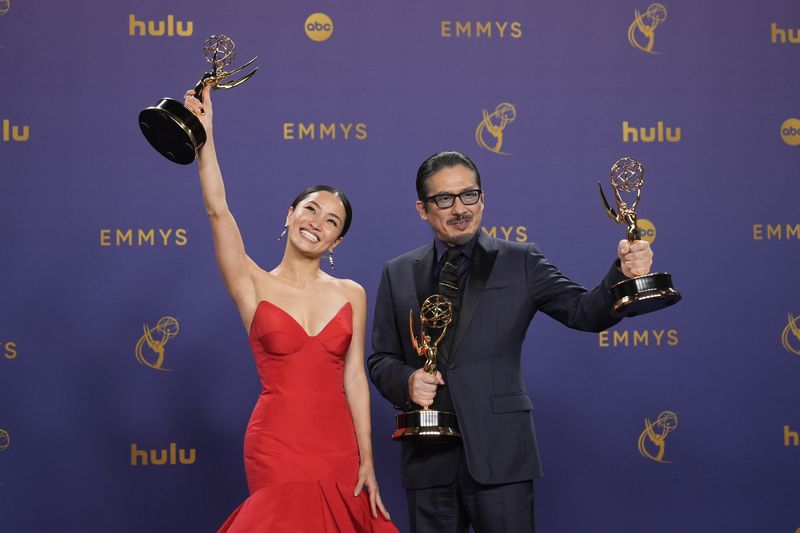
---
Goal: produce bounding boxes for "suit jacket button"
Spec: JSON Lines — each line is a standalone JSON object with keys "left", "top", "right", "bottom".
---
{"left": 448, "top": 362, "right": 455, "bottom": 370}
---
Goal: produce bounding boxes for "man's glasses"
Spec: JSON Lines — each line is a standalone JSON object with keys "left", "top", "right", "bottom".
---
{"left": 424, "top": 189, "right": 482, "bottom": 209}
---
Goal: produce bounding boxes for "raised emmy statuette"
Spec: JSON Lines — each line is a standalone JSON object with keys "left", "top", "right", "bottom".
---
{"left": 598, "top": 157, "right": 681, "bottom": 317}
{"left": 392, "top": 295, "right": 461, "bottom": 441}
{"left": 139, "top": 35, "right": 258, "bottom": 165}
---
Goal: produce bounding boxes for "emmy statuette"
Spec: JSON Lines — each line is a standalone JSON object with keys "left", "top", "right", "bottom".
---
{"left": 598, "top": 157, "right": 682, "bottom": 317}
{"left": 139, "top": 35, "right": 258, "bottom": 165}
{"left": 392, "top": 295, "right": 461, "bottom": 442}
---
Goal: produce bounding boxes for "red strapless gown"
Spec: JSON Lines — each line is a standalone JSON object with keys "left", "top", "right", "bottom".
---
{"left": 217, "top": 300, "right": 398, "bottom": 533}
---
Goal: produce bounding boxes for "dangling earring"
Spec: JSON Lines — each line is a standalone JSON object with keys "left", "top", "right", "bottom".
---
{"left": 277, "top": 225, "right": 287, "bottom": 241}
{"left": 328, "top": 250, "right": 335, "bottom": 270}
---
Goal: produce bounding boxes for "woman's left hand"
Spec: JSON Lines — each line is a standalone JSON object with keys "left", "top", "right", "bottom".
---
{"left": 354, "top": 460, "right": 391, "bottom": 520}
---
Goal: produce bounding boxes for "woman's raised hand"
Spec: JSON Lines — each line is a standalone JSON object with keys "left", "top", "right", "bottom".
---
{"left": 183, "top": 85, "right": 213, "bottom": 133}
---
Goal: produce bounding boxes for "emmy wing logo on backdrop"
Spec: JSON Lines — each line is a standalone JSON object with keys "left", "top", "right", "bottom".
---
{"left": 475, "top": 103, "right": 517, "bottom": 155}
{"left": 305, "top": 12, "right": 333, "bottom": 42}
{"left": 135, "top": 317, "right": 180, "bottom": 371}
{"left": 0, "top": 429, "right": 9, "bottom": 452}
{"left": 628, "top": 3, "right": 667, "bottom": 54}
{"left": 638, "top": 411, "right": 678, "bottom": 463}
{"left": 782, "top": 313, "right": 800, "bottom": 356}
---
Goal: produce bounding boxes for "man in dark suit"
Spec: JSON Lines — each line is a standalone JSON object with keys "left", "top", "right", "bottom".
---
{"left": 368, "top": 151, "right": 653, "bottom": 532}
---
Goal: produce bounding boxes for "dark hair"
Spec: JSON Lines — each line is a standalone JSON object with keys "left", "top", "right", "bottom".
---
{"left": 415, "top": 151, "right": 481, "bottom": 201}
{"left": 290, "top": 185, "right": 353, "bottom": 238}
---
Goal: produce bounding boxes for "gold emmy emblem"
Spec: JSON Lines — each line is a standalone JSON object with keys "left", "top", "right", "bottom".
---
{"left": 139, "top": 34, "right": 258, "bottom": 165}
{"left": 628, "top": 3, "right": 667, "bottom": 54}
{"left": 475, "top": 102, "right": 516, "bottom": 155}
{"left": 598, "top": 156, "right": 681, "bottom": 317}
{"left": 0, "top": 428, "right": 9, "bottom": 451}
{"left": 782, "top": 313, "right": 800, "bottom": 356}
{"left": 135, "top": 316, "right": 180, "bottom": 371}
{"left": 0, "top": 0, "right": 9, "bottom": 16}
{"left": 392, "top": 295, "right": 461, "bottom": 441}
{"left": 637, "top": 410, "right": 678, "bottom": 463}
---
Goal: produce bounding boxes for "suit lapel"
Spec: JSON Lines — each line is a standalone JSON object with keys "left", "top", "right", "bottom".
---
{"left": 409, "top": 244, "right": 437, "bottom": 363}
{"left": 451, "top": 234, "right": 498, "bottom": 358}
{"left": 412, "top": 244, "right": 436, "bottom": 309}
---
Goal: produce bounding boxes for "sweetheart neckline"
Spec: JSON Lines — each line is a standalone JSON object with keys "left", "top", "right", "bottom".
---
{"left": 249, "top": 299, "right": 352, "bottom": 338}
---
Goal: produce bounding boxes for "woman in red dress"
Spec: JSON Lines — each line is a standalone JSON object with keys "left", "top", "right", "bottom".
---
{"left": 185, "top": 87, "right": 398, "bottom": 532}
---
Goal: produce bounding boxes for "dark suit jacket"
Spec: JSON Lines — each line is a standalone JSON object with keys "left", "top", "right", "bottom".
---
{"left": 368, "top": 232, "right": 626, "bottom": 489}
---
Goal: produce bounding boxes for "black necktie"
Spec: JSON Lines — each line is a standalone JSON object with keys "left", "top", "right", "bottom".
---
{"left": 438, "top": 247, "right": 461, "bottom": 351}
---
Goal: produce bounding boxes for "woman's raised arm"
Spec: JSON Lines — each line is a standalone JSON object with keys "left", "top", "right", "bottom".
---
{"left": 186, "top": 86, "right": 259, "bottom": 326}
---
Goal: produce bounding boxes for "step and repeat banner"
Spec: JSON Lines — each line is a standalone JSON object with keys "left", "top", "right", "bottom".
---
{"left": 2, "top": 1, "right": 799, "bottom": 531}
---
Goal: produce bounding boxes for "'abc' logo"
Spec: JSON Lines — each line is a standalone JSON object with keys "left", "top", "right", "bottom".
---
{"left": 305, "top": 12, "right": 333, "bottom": 42}
{"left": 637, "top": 218, "right": 656, "bottom": 243}
{"left": 780, "top": 118, "right": 800, "bottom": 146}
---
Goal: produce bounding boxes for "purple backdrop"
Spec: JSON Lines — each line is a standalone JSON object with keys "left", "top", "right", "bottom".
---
{"left": 2, "top": 1, "right": 800, "bottom": 531}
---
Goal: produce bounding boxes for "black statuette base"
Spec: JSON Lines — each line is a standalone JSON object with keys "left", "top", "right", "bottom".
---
{"left": 139, "top": 98, "right": 206, "bottom": 165}
{"left": 610, "top": 272, "right": 681, "bottom": 317}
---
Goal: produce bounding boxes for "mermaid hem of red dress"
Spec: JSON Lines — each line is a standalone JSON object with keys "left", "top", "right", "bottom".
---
{"left": 217, "top": 480, "right": 398, "bottom": 533}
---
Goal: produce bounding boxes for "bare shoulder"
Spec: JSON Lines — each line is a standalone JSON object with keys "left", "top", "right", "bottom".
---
{"left": 334, "top": 277, "right": 366, "bottom": 300}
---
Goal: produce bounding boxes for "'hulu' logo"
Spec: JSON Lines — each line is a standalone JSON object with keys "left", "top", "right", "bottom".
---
{"left": 784, "top": 425, "right": 800, "bottom": 446}
{"left": 771, "top": 23, "right": 800, "bottom": 44}
{"left": 129, "top": 15, "right": 193, "bottom": 37}
{"left": 2, "top": 119, "right": 29, "bottom": 142}
{"left": 622, "top": 121, "right": 681, "bottom": 143}
{"left": 130, "top": 443, "right": 196, "bottom": 465}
